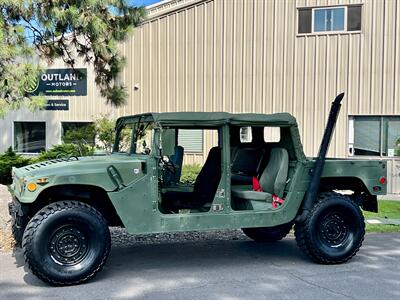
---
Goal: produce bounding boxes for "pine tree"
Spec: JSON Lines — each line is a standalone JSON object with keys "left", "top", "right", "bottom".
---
{"left": 0, "top": 0, "right": 145, "bottom": 117}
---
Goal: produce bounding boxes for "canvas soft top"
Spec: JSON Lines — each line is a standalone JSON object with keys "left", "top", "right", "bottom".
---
{"left": 116, "top": 112, "right": 297, "bottom": 127}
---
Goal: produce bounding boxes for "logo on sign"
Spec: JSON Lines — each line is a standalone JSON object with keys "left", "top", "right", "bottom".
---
{"left": 23, "top": 76, "right": 40, "bottom": 93}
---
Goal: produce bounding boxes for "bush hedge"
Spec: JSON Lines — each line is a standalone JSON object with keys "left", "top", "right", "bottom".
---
{"left": 180, "top": 164, "right": 202, "bottom": 184}
{"left": 0, "top": 144, "right": 94, "bottom": 185}
{"left": 31, "top": 144, "right": 94, "bottom": 163}
{"left": 0, "top": 147, "right": 31, "bottom": 185}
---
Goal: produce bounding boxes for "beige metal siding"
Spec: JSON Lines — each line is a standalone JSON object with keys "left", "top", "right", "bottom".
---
{"left": 387, "top": 159, "right": 400, "bottom": 194}
{"left": 118, "top": 0, "right": 400, "bottom": 161}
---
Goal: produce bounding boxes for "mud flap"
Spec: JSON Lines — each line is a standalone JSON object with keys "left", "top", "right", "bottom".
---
{"left": 356, "top": 193, "right": 378, "bottom": 213}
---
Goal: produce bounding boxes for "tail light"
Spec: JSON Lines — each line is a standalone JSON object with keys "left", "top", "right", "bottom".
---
{"left": 379, "top": 177, "right": 386, "bottom": 184}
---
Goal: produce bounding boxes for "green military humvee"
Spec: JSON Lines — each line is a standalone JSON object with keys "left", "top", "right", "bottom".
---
{"left": 9, "top": 94, "right": 387, "bottom": 285}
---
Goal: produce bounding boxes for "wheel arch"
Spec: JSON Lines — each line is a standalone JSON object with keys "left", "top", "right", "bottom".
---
{"left": 27, "top": 184, "right": 123, "bottom": 226}
{"left": 319, "top": 176, "right": 369, "bottom": 193}
{"left": 318, "top": 177, "right": 378, "bottom": 212}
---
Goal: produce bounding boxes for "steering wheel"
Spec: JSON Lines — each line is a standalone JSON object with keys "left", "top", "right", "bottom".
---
{"left": 141, "top": 147, "right": 151, "bottom": 155}
{"left": 160, "top": 158, "right": 176, "bottom": 174}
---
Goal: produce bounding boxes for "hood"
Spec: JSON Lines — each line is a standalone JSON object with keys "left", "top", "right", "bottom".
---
{"left": 14, "top": 154, "right": 146, "bottom": 181}
{"left": 12, "top": 154, "right": 148, "bottom": 202}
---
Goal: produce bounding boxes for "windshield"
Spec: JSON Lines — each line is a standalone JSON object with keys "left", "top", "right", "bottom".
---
{"left": 134, "top": 122, "right": 154, "bottom": 155}
{"left": 114, "top": 123, "right": 134, "bottom": 153}
{"left": 114, "top": 121, "right": 155, "bottom": 155}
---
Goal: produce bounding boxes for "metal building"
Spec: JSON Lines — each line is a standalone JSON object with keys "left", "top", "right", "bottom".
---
{"left": 0, "top": 0, "right": 399, "bottom": 193}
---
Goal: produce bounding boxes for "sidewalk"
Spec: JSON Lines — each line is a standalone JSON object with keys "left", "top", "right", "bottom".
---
{"left": 0, "top": 184, "right": 13, "bottom": 251}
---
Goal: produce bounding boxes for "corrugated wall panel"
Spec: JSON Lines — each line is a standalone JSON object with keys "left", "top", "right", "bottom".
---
{"left": 122, "top": 0, "right": 399, "bottom": 161}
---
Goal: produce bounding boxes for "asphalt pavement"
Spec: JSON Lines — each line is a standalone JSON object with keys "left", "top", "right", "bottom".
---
{"left": 0, "top": 233, "right": 399, "bottom": 300}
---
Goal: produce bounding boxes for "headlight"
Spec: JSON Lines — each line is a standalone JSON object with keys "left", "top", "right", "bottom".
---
{"left": 37, "top": 178, "right": 49, "bottom": 185}
{"left": 11, "top": 168, "right": 16, "bottom": 185}
{"left": 18, "top": 177, "right": 26, "bottom": 194}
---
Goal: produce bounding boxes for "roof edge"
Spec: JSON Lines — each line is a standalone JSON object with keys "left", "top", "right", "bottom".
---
{"left": 144, "top": 0, "right": 209, "bottom": 22}
{"left": 118, "top": 112, "right": 298, "bottom": 127}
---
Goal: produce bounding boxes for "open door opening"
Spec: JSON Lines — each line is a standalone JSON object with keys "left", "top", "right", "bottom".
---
{"left": 159, "top": 127, "right": 222, "bottom": 214}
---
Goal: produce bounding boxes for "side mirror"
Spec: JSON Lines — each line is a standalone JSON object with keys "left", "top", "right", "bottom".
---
{"left": 161, "top": 129, "right": 176, "bottom": 156}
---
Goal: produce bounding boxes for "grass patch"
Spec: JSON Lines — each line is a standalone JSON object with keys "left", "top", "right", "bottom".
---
{"left": 363, "top": 200, "right": 400, "bottom": 233}
{"left": 180, "top": 164, "right": 202, "bottom": 184}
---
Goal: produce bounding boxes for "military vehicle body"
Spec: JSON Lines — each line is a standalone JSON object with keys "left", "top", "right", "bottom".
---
{"left": 9, "top": 94, "right": 387, "bottom": 285}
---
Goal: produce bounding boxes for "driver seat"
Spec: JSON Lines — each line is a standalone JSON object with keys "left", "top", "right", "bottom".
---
{"left": 163, "top": 146, "right": 184, "bottom": 185}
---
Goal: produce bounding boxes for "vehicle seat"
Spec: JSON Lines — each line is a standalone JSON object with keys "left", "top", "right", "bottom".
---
{"left": 231, "top": 148, "right": 289, "bottom": 207}
{"left": 231, "top": 148, "right": 265, "bottom": 185}
{"left": 163, "top": 146, "right": 184, "bottom": 185}
{"left": 162, "top": 147, "right": 221, "bottom": 211}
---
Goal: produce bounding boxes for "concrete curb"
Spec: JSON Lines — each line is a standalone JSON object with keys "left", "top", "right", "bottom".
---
{"left": 366, "top": 218, "right": 400, "bottom": 225}
{"left": 378, "top": 194, "right": 400, "bottom": 201}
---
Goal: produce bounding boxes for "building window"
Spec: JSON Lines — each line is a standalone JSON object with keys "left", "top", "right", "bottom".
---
{"left": 298, "top": 5, "right": 361, "bottom": 34}
{"left": 14, "top": 122, "right": 46, "bottom": 153}
{"left": 61, "top": 122, "right": 95, "bottom": 146}
{"left": 349, "top": 116, "right": 400, "bottom": 157}
{"left": 178, "top": 129, "right": 203, "bottom": 153}
{"left": 314, "top": 7, "right": 345, "bottom": 32}
{"left": 239, "top": 127, "right": 253, "bottom": 143}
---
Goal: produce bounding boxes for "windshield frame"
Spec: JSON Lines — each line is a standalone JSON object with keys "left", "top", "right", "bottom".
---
{"left": 113, "top": 115, "right": 157, "bottom": 156}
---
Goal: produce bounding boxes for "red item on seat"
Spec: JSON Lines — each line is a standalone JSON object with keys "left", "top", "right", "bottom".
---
{"left": 272, "top": 194, "right": 285, "bottom": 209}
{"left": 252, "top": 177, "right": 263, "bottom": 192}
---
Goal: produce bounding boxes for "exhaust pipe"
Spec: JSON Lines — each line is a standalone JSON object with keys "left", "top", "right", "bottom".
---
{"left": 296, "top": 92, "right": 345, "bottom": 223}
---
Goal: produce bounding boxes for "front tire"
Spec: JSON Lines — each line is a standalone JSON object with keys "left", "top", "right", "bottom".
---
{"left": 295, "top": 192, "right": 365, "bottom": 264}
{"left": 242, "top": 222, "right": 293, "bottom": 242}
{"left": 22, "top": 201, "right": 111, "bottom": 286}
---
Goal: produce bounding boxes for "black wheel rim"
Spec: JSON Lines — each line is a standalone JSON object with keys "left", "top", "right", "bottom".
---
{"left": 49, "top": 226, "right": 88, "bottom": 266}
{"left": 319, "top": 212, "right": 349, "bottom": 247}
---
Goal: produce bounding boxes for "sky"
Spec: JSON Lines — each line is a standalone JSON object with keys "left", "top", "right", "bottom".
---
{"left": 130, "top": 0, "right": 162, "bottom": 7}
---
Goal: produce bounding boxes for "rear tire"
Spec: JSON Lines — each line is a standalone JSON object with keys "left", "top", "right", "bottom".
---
{"left": 295, "top": 192, "right": 365, "bottom": 264}
{"left": 242, "top": 222, "right": 293, "bottom": 242}
{"left": 22, "top": 201, "right": 111, "bottom": 286}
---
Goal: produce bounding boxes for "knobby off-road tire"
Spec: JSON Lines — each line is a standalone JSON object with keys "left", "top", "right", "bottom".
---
{"left": 295, "top": 192, "right": 365, "bottom": 264}
{"left": 22, "top": 201, "right": 111, "bottom": 286}
{"left": 242, "top": 222, "right": 293, "bottom": 242}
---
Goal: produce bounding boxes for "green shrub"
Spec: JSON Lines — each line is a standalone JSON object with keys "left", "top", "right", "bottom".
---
{"left": 0, "top": 147, "right": 31, "bottom": 185}
{"left": 94, "top": 114, "right": 116, "bottom": 152}
{"left": 180, "top": 164, "right": 202, "bottom": 184}
{"left": 32, "top": 143, "right": 94, "bottom": 163}
{"left": 0, "top": 143, "right": 96, "bottom": 185}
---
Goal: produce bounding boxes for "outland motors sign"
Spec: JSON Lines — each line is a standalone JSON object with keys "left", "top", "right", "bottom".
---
{"left": 27, "top": 68, "right": 87, "bottom": 96}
